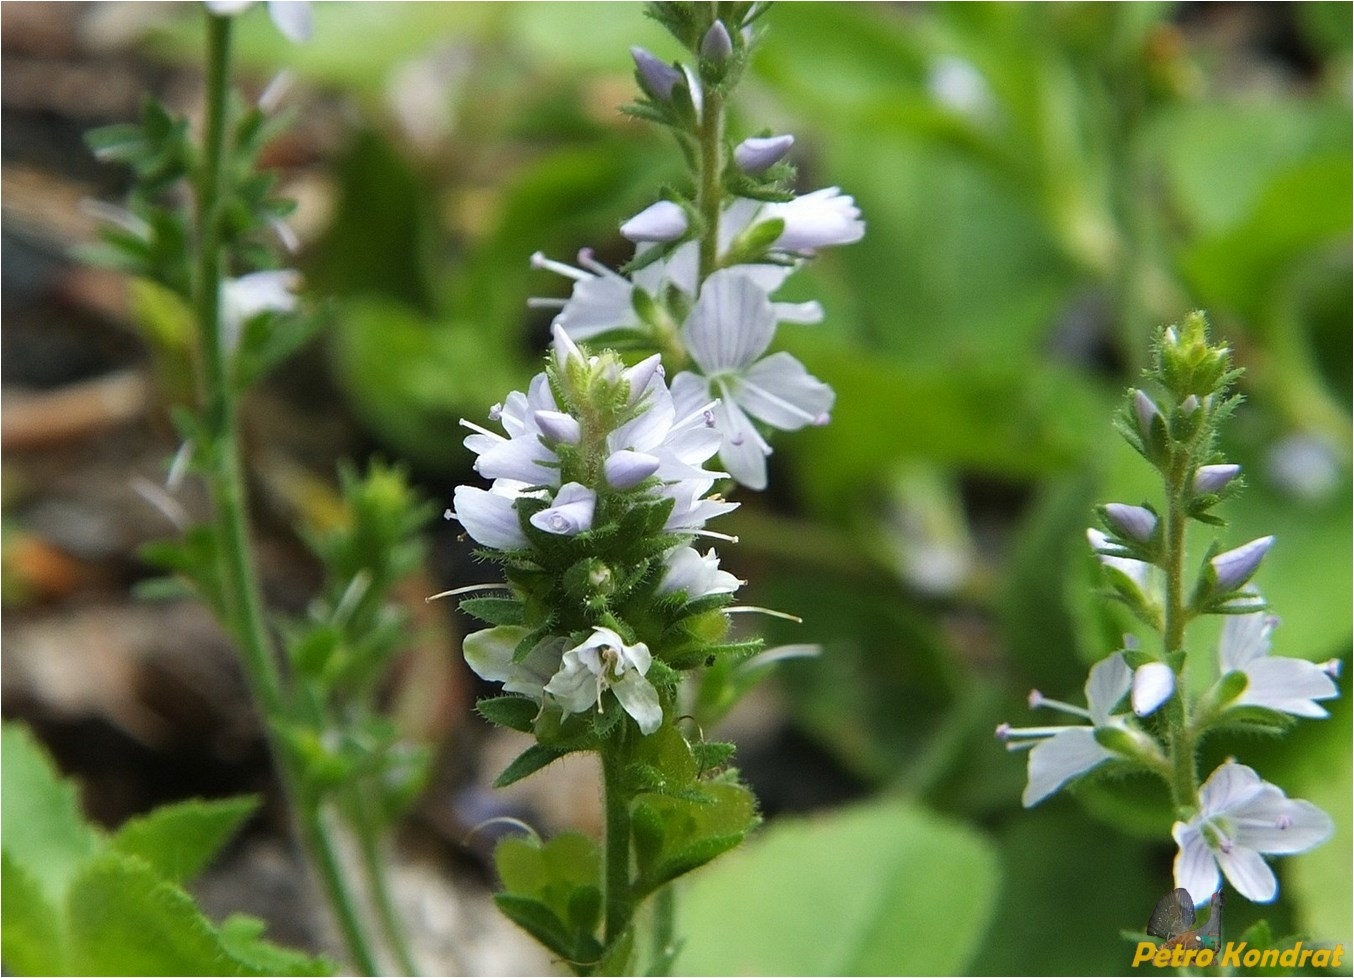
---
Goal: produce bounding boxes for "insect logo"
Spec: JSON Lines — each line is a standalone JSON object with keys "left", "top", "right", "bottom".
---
{"left": 1146, "top": 887, "right": 1223, "bottom": 952}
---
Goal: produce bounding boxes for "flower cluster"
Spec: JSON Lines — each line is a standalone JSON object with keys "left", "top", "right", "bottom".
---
{"left": 449, "top": 326, "right": 742, "bottom": 737}
{"left": 999, "top": 313, "right": 1339, "bottom": 907}
{"left": 529, "top": 47, "right": 862, "bottom": 490}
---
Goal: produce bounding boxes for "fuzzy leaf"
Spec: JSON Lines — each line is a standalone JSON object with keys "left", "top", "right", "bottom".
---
{"left": 495, "top": 743, "right": 574, "bottom": 788}
{"left": 110, "top": 796, "right": 259, "bottom": 885}
{"left": 461, "top": 596, "right": 525, "bottom": 626}
{"left": 476, "top": 695, "right": 539, "bottom": 733}
{"left": 1, "top": 850, "right": 66, "bottom": 975}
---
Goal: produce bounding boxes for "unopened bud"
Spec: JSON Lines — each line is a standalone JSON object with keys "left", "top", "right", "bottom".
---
{"left": 604, "top": 450, "right": 662, "bottom": 490}
{"left": 735, "top": 134, "right": 795, "bottom": 174}
{"left": 1134, "top": 389, "right": 1162, "bottom": 436}
{"left": 700, "top": 20, "right": 734, "bottom": 62}
{"left": 1131, "top": 662, "right": 1175, "bottom": 717}
{"left": 534, "top": 410, "right": 581, "bottom": 445}
{"left": 632, "top": 46, "right": 682, "bottom": 101}
{"left": 1104, "top": 503, "right": 1157, "bottom": 544}
{"left": 1210, "top": 536, "right": 1275, "bottom": 592}
{"left": 1193, "top": 464, "right": 1240, "bottom": 495}
{"left": 619, "top": 200, "right": 688, "bottom": 243}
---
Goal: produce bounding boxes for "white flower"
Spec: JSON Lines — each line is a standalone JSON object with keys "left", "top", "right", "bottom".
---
{"left": 450, "top": 483, "right": 528, "bottom": 551}
{"left": 1173, "top": 760, "right": 1333, "bottom": 904}
{"left": 544, "top": 627, "right": 661, "bottom": 734}
{"left": 657, "top": 547, "right": 741, "bottom": 601}
{"left": 672, "top": 268, "right": 834, "bottom": 490}
{"left": 999, "top": 653, "right": 1133, "bottom": 808}
{"left": 1219, "top": 607, "right": 1340, "bottom": 718}
{"left": 751, "top": 187, "right": 864, "bottom": 252}
{"left": 220, "top": 269, "right": 300, "bottom": 352}
{"left": 206, "top": 0, "right": 312, "bottom": 43}
{"left": 620, "top": 201, "right": 688, "bottom": 243}
{"left": 463, "top": 627, "right": 564, "bottom": 702}
{"left": 461, "top": 372, "right": 562, "bottom": 487}
{"left": 528, "top": 482, "right": 596, "bottom": 536}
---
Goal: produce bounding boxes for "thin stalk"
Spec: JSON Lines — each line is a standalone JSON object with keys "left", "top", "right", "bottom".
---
{"left": 350, "top": 783, "right": 421, "bottom": 976}
{"left": 695, "top": 85, "right": 725, "bottom": 284}
{"left": 648, "top": 884, "right": 677, "bottom": 976}
{"left": 601, "top": 738, "right": 635, "bottom": 955}
{"left": 195, "top": 14, "right": 381, "bottom": 974}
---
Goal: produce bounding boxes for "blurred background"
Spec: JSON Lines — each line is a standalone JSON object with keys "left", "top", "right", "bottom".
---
{"left": 2, "top": 2, "right": 1349, "bottom": 974}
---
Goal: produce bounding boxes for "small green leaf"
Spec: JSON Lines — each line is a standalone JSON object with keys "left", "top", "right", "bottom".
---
{"left": 1, "top": 850, "right": 66, "bottom": 975}
{"left": 476, "top": 695, "right": 539, "bottom": 733}
{"left": 495, "top": 743, "right": 574, "bottom": 788}
{"left": 461, "top": 596, "right": 525, "bottom": 626}
{"left": 1, "top": 723, "right": 101, "bottom": 908}
{"left": 110, "top": 796, "right": 259, "bottom": 885}
{"left": 493, "top": 894, "right": 579, "bottom": 962}
{"left": 217, "top": 914, "right": 335, "bottom": 976}
{"left": 632, "top": 782, "right": 759, "bottom": 896}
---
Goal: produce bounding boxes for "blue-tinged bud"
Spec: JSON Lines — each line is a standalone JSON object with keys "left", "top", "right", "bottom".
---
{"left": 622, "top": 354, "right": 664, "bottom": 407}
{"left": 1194, "top": 463, "right": 1240, "bottom": 495}
{"left": 1210, "top": 536, "right": 1275, "bottom": 592}
{"left": 604, "top": 450, "right": 661, "bottom": 490}
{"left": 734, "top": 134, "right": 795, "bottom": 174}
{"left": 700, "top": 20, "right": 734, "bottom": 62}
{"left": 534, "top": 410, "right": 581, "bottom": 445}
{"left": 619, "top": 201, "right": 688, "bottom": 243}
{"left": 1134, "top": 389, "right": 1162, "bottom": 437}
{"left": 631, "top": 46, "right": 682, "bottom": 101}
{"left": 1104, "top": 503, "right": 1157, "bottom": 544}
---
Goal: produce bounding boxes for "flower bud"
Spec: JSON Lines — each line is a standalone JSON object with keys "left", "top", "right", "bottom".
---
{"left": 631, "top": 46, "right": 682, "bottom": 101}
{"left": 1103, "top": 503, "right": 1157, "bottom": 544}
{"left": 1210, "top": 536, "right": 1275, "bottom": 592}
{"left": 1131, "top": 662, "right": 1174, "bottom": 716}
{"left": 1134, "top": 389, "right": 1162, "bottom": 438}
{"left": 1193, "top": 463, "right": 1240, "bottom": 495}
{"left": 533, "top": 410, "right": 581, "bottom": 445}
{"left": 619, "top": 200, "right": 688, "bottom": 243}
{"left": 700, "top": 20, "right": 734, "bottom": 62}
{"left": 604, "top": 450, "right": 661, "bottom": 490}
{"left": 1159, "top": 310, "right": 1231, "bottom": 398}
{"left": 622, "top": 354, "right": 664, "bottom": 407}
{"left": 734, "top": 134, "right": 795, "bottom": 174}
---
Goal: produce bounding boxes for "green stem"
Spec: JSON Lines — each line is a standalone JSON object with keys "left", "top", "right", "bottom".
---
{"left": 695, "top": 85, "right": 725, "bottom": 284}
{"left": 601, "top": 737, "right": 635, "bottom": 955}
{"left": 350, "top": 783, "right": 421, "bottom": 976}
{"left": 195, "top": 14, "right": 381, "bottom": 974}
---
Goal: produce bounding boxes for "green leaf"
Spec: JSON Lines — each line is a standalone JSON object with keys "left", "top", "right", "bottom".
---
{"left": 677, "top": 799, "right": 999, "bottom": 976}
{"left": 67, "top": 852, "right": 240, "bottom": 976}
{"left": 632, "top": 782, "right": 758, "bottom": 896}
{"left": 476, "top": 695, "right": 540, "bottom": 733}
{"left": 494, "top": 832, "right": 604, "bottom": 963}
{"left": 1, "top": 850, "right": 66, "bottom": 975}
{"left": 495, "top": 743, "right": 575, "bottom": 788}
{"left": 461, "top": 596, "right": 525, "bottom": 626}
{"left": 110, "top": 796, "right": 259, "bottom": 885}
{"left": 1, "top": 723, "right": 101, "bottom": 908}
{"left": 493, "top": 894, "right": 582, "bottom": 963}
{"left": 217, "top": 914, "right": 335, "bottom": 976}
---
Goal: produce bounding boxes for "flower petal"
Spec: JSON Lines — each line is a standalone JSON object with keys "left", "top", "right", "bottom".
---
{"left": 1238, "top": 657, "right": 1338, "bottom": 718}
{"left": 453, "top": 486, "right": 527, "bottom": 550}
{"left": 1219, "top": 611, "right": 1275, "bottom": 670}
{"left": 1231, "top": 793, "right": 1334, "bottom": 855}
{"left": 612, "top": 671, "right": 662, "bottom": 735}
{"left": 1198, "top": 760, "right": 1267, "bottom": 815}
{"left": 711, "top": 394, "right": 771, "bottom": 491}
{"left": 463, "top": 626, "right": 529, "bottom": 684}
{"left": 1172, "top": 821, "right": 1222, "bottom": 907}
{"left": 1022, "top": 727, "right": 1112, "bottom": 807}
{"left": 1132, "top": 662, "right": 1175, "bottom": 717}
{"left": 683, "top": 268, "right": 777, "bottom": 373}
{"left": 736, "top": 352, "right": 834, "bottom": 431}
{"left": 1084, "top": 653, "right": 1132, "bottom": 725}
{"left": 543, "top": 651, "right": 599, "bottom": 715}
{"left": 529, "top": 482, "right": 596, "bottom": 536}
{"left": 1215, "top": 845, "right": 1278, "bottom": 903}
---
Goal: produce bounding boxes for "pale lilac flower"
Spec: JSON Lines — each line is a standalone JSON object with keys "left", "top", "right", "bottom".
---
{"left": 529, "top": 482, "right": 596, "bottom": 536}
{"left": 999, "top": 653, "right": 1133, "bottom": 807}
{"left": 657, "top": 546, "right": 741, "bottom": 601}
{"left": 461, "top": 373, "right": 561, "bottom": 486}
{"left": 1194, "top": 464, "right": 1241, "bottom": 495}
{"left": 1103, "top": 503, "right": 1157, "bottom": 544}
{"left": 451, "top": 484, "right": 529, "bottom": 551}
{"left": 672, "top": 268, "right": 834, "bottom": 489}
{"left": 1210, "top": 536, "right": 1275, "bottom": 592}
{"left": 620, "top": 201, "right": 688, "bottom": 243}
{"left": 1173, "top": 760, "right": 1333, "bottom": 904}
{"left": 206, "top": 0, "right": 312, "bottom": 43}
{"left": 1132, "top": 662, "right": 1175, "bottom": 717}
{"left": 1219, "top": 607, "right": 1340, "bottom": 718}
{"left": 746, "top": 187, "right": 864, "bottom": 252}
{"left": 734, "top": 134, "right": 794, "bottom": 174}
{"left": 544, "top": 627, "right": 661, "bottom": 734}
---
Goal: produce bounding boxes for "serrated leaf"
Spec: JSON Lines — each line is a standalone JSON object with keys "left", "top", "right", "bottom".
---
{"left": 1, "top": 850, "right": 66, "bottom": 975}
{"left": 67, "top": 853, "right": 240, "bottom": 976}
{"left": 1, "top": 723, "right": 101, "bottom": 908}
{"left": 495, "top": 743, "right": 574, "bottom": 788}
{"left": 632, "top": 782, "right": 758, "bottom": 896}
{"left": 110, "top": 796, "right": 259, "bottom": 885}
{"left": 461, "top": 596, "right": 525, "bottom": 626}
{"left": 493, "top": 894, "right": 579, "bottom": 962}
{"left": 217, "top": 914, "right": 335, "bottom": 976}
{"left": 476, "top": 695, "right": 539, "bottom": 733}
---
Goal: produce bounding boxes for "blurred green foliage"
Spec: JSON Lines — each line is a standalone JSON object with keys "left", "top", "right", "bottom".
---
{"left": 145, "top": 3, "right": 1350, "bottom": 973}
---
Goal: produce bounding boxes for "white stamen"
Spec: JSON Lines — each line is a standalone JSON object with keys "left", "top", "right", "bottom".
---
{"left": 459, "top": 418, "right": 504, "bottom": 441}
{"left": 425, "top": 582, "right": 515, "bottom": 603}
{"left": 132, "top": 477, "right": 189, "bottom": 531}
{"left": 725, "top": 605, "right": 803, "bottom": 623}
{"left": 530, "top": 251, "right": 589, "bottom": 281}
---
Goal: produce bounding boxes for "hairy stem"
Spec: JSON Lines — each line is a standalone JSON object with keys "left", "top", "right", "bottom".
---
{"left": 695, "top": 85, "right": 725, "bottom": 284}
{"left": 601, "top": 735, "right": 635, "bottom": 959}
{"left": 1161, "top": 451, "right": 1197, "bottom": 813}
{"left": 196, "top": 14, "right": 381, "bottom": 973}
